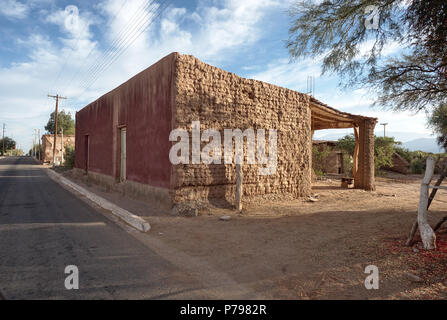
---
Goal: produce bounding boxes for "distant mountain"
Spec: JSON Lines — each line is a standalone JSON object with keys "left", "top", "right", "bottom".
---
{"left": 314, "top": 131, "right": 443, "bottom": 153}
{"left": 315, "top": 131, "right": 433, "bottom": 143}
{"left": 401, "top": 138, "right": 443, "bottom": 153}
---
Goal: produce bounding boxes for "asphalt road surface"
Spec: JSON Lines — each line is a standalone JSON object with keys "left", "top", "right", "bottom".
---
{"left": 0, "top": 156, "right": 204, "bottom": 299}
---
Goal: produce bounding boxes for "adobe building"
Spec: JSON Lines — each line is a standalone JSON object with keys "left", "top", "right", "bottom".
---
{"left": 74, "top": 52, "right": 377, "bottom": 210}
{"left": 312, "top": 140, "right": 346, "bottom": 175}
{"left": 42, "top": 134, "right": 75, "bottom": 164}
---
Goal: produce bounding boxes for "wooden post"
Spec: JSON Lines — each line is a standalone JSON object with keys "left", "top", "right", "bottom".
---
{"left": 48, "top": 94, "right": 67, "bottom": 166}
{"left": 417, "top": 157, "right": 436, "bottom": 250}
{"left": 353, "top": 126, "right": 359, "bottom": 180}
{"left": 235, "top": 164, "right": 243, "bottom": 211}
{"left": 52, "top": 95, "right": 59, "bottom": 166}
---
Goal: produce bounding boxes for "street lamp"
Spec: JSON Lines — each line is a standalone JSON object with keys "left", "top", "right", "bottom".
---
{"left": 380, "top": 123, "right": 388, "bottom": 138}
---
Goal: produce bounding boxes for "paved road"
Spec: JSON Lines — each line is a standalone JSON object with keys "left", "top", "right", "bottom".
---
{"left": 0, "top": 157, "right": 203, "bottom": 299}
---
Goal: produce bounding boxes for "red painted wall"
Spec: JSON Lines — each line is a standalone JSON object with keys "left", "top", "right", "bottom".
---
{"left": 75, "top": 53, "right": 175, "bottom": 189}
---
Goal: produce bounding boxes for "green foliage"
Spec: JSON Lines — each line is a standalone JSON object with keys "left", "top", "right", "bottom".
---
{"left": 287, "top": 1, "right": 447, "bottom": 112}
{"left": 336, "top": 134, "right": 399, "bottom": 175}
{"left": 45, "top": 110, "right": 75, "bottom": 135}
{"left": 312, "top": 145, "right": 331, "bottom": 174}
{"left": 428, "top": 104, "right": 447, "bottom": 151}
{"left": 374, "top": 136, "right": 399, "bottom": 173}
{"left": 394, "top": 146, "right": 412, "bottom": 163}
{"left": 0, "top": 136, "right": 16, "bottom": 155}
{"left": 7, "top": 149, "right": 23, "bottom": 156}
{"left": 410, "top": 158, "right": 425, "bottom": 174}
{"left": 314, "top": 168, "right": 325, "bottom": 177}
{"left": 335, "top": 134, "right": 356, "bottom": 156}
{"left": 342, "top": 153, "right": 354, "bottom": 177}
{"left": 64, "top": 145, "right": 75, "bottom": 168}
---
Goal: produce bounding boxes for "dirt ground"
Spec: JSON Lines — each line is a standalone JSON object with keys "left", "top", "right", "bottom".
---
{"left": 62, "top": 169, "right": 447, "bottom": 300}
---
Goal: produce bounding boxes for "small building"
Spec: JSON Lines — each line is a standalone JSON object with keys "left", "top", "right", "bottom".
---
{"left": 41, "top": 134, "right": 75, "bottom": 164}
{"left": 312, "top": 140, "right": 346, "bottom": 175}
{"left": 74, "top": 53, "right": 377, "bottom": 210}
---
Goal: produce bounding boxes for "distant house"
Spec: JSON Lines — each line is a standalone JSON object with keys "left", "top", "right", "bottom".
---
{"left": 312, "top": 140, "right": 346, "bottom": 175}
{"left": 41, "top": 134, "right": 75, "bottom": 164}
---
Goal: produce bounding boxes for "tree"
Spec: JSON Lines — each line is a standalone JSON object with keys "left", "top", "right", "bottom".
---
{"left": 374, "top": 136, "right": 399, "bottom": 171}
{"left": 64, "top": 145, "right": 75, "bottom": 168}
{"left": 335, "top": 135, "right": 356, "bottom": 156}
{"left": 287, "top": 0, "right": 447, "bottom": 112}
{"left": 428, "top": 104, "right": 447, "bottom": 151}
{"left": 335, "top": 134, "right": 399, "bottom": 173}
{"left": 0, "top": 136, "right": 16, "bottom": 155}
{"left": 45, "top": 110, "right": 75, "bottom": 135}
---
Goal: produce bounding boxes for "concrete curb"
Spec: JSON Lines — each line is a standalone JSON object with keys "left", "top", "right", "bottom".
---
{"left": 46, "top": 169, "right": 151, "bottom": 232}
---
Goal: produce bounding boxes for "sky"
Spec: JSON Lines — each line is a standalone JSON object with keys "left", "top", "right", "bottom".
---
{"left": 0, "top": 0, "right": 435, "bottom": 152}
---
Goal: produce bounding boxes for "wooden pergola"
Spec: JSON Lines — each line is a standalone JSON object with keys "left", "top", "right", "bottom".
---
{"left": 310, "top": 97, "right": 378, "bottom": 191}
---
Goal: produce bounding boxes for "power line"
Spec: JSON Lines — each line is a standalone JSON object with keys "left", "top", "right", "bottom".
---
{"left": 79, "top": 0, "right": 155, "bottom": 81}
{"left": 61, "top": 0, "right": 152, "bottom": 94}
{"left": 79, "top": 0, "right": 172, "bottom": 96}
{"left": 77, "top": 0, "right": 159, "bottom": 91}
{"left": 59, "top": 0, "right": 129, "bottom": 94}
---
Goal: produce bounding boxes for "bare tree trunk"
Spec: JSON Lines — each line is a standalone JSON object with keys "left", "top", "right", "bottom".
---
{"left": 417, "top": 157, "right": 436, "bottom": 250}
{"left": 406, "top": 166, "right": 446, "bottom": 246}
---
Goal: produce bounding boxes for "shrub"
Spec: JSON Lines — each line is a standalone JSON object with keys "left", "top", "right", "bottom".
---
{"left": 64, "top": 145, "right": 75, "bottom": 168}
{"left": 410, "top": 158, "right": 425, "bottom": 174}
{"left": 312, "top": 145, "right": 331, "bottom": 175}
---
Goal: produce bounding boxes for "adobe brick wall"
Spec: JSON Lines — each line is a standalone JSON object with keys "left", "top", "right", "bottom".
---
{"left": 170, "top": 54, "right": 312, "bottom": 204}
{"left": 41, "top": 134, "right": 75, "bottom": 163}
{"left": 355, "top": 118, "right": 377, "bottom": 191}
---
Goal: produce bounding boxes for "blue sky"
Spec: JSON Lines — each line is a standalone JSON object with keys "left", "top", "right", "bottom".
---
{"left": 0, "top": 0, "right": 434, "bottom": 152}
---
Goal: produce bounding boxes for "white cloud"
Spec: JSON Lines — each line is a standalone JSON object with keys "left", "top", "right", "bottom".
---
{"left": 0, "top": 0, "right": 29, "bottom": 19}
{"left": 0, "top": 0, "right": 280, "bottom": 151}
{"left": 74, "top": 0, "right": 281, "bottom": 100}
{"left": 247, "top": 56, "right": 432, "bottom": 137}
{"left": 248, "top": 57, "right": 323, "bottom": 93}
{"left": 0, "top": 0, "right": 430, "bottom": 153}
{"left": 191, "top": 0, "right": 280, "bottom": 59}
{"left": 45, "top": 5, "right": 96, "bottom": 40}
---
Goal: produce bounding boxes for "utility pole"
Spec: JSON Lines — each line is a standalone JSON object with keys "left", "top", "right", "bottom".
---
{"left": 48, "top": 94, "right": 67, "bottom": 166}
{"left": 61, "top": 127, "right": 64, "bottom": 165}
{"left": 32, "top": 134, "right": 35, "bottom": 158}
{"left": 380, "top": 123, "right": 388, "bottom": 138}
{"left": 38, "top": 128, "right": 41, "bottom": 161}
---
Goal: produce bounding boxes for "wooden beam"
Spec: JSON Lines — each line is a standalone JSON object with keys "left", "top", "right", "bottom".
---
{"left": 353, "top": 126, "right": 359, "bottom": 180}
